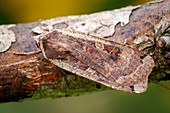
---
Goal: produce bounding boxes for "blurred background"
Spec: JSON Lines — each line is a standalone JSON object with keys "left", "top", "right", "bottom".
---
{"left": 0, "top": 0, "right": 170, "bottom": 113}
{"left": 1, "top": 0, "right": 151, "bottom": 24}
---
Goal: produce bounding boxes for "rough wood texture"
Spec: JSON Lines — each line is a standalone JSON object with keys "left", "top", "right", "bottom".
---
{"left": 0, "top": 0, "right": 170, "bottom": 102}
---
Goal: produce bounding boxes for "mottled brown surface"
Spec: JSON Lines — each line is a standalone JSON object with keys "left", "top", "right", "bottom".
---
{"left": 110, "top": 0, "right": 170, "bottom": 47}
{"left": 0, "top": 23, "right": 62, "bottom": 102}
{"left": 0, "top": 0, "right": 170, "bottom": 102}
{"left": 41, "top": 30, "right": 154, "bottom": 93}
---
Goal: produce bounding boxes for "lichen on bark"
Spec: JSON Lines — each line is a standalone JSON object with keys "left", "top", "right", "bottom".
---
{"left": 0, "top": 25, "right": 16, "bottom": 52}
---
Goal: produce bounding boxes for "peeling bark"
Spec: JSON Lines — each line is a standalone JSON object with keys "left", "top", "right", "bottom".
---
{"left": 0, "top": 0, "right": 170, "bottom": 102}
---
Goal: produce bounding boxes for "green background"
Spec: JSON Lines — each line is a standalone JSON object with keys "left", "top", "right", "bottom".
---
{"left": 0, "top": 0, "right": 170, "bottom": 113}
{"left": 0, "top": 0, "right": 150, "bottom": 24}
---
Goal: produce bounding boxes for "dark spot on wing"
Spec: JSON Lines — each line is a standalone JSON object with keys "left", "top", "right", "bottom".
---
{"left": 109, "top": 46, "right": 122, "bottom": 61}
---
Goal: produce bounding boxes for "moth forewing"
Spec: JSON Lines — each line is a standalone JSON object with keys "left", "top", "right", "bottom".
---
{"left": 40, "top": 29, "right": 155, "bottom": 93}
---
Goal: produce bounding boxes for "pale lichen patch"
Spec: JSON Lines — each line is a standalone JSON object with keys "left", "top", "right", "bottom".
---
{"left": 0, "top": 25, "right": 16, "bottom": 52}
{"left": 38, "top": 6, "right": 139, "bottom": 39}
{"left": 160, "top": 36, "right": 170, "bottom": 48}
{"left": 134, "top": 35, "right": 154, "bottom": 50}
{"left": 134, "top": 35, "right": 150, "bottom": 45}
{"left": 67, "top": 6, "right": 140, "bottom": 38}
{"left": 32, "top": 26, "right": 44, "bottom": 34}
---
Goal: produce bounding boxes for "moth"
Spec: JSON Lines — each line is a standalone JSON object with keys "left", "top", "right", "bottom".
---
{"left": 39, "top": 29, "right": 155, "bottom": 93}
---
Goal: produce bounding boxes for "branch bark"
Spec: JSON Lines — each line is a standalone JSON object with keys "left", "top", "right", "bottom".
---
{"left": 0, "top": 0, "right": 170, "bottom": 102}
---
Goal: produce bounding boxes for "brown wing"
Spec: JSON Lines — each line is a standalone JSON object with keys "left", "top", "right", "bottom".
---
{"left": 40, "top": 30, "right": 154, "bottom": 93}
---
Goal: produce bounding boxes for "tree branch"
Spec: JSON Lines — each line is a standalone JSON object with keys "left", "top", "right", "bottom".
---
{"left": 0, "top": 0, "right": 170, "bottom": 102}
